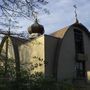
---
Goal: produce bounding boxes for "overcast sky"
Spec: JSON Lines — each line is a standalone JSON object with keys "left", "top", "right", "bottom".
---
{"left": 18, "top": 0, "right": 90, "bottom": 34}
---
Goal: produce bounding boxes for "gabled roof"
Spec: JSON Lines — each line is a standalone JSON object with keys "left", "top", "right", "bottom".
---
{"left": 51, "top": 27, "right": 68, "bottom": 38}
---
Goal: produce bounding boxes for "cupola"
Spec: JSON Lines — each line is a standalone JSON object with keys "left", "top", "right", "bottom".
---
{"left": 28, "top": 19, "right": 44, "bottom": 36}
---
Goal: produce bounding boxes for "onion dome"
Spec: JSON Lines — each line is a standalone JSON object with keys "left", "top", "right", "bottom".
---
{"left": 28, "top": 19, "right": 44, "bottom": 35}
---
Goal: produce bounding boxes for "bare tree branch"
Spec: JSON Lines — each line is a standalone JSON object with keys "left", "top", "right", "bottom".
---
{"left": 0, "top": 0, "right": 49, "bottom": 19}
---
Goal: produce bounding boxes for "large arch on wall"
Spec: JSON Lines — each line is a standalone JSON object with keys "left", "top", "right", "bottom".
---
{"left": 0, "top": 36, "right": 20, "bottom": 80}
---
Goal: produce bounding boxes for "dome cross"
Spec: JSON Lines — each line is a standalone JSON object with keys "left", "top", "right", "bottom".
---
{"left": 73, "top": 5, "right": 79, "bottom": 23}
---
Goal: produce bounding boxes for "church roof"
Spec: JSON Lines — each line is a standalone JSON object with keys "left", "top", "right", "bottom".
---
{"left": 51, "top": 22, "right": 90, "bottom": 38}
{"left": 51, "top": 27, "right": 68, "bottom": 38}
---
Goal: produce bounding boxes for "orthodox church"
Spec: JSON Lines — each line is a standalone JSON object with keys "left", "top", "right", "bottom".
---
{"left": 0, "top": 14, "right": 90, "bottom": 89}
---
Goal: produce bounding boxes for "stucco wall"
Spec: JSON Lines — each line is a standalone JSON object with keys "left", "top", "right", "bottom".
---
{"left": 57, "top": 25, "right": 90, "bottom": 82}
{"left": 57, "top": 27, "right": 76, "bottom": 80}
{"left": 45, "top": 35, "right": 59, "bottom": 77}
{"left": 0, "top": 35, "right": 45, "bottom": 75}
{"left": 18, "top": 35, "right": 45, "bottom": 74}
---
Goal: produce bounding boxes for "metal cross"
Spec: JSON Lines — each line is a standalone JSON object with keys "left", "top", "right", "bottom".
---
{"left": 32, "top": 11, "right": 39, "bottom": 22}
{"left": 8, "top": 19, "right": 11, "bottom": 35}
{"left": 73, "top": 5, "right": 78, "bottom": 22}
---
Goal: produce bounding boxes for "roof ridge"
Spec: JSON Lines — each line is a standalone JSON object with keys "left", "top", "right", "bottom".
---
{"left": 50, "top": 27, "right": 69, "bottom": 38}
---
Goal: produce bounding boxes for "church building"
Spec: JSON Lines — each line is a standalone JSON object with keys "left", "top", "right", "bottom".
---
{"left": 0, "top": 15, "right": 90, "bottom": 89}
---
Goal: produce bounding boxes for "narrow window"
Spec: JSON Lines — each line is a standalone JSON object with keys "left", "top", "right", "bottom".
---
{"left": 74, "top": 29, "right": 86, "bottom": 78}
{"left": 75, "top": 61, "right": 86, "bottom": 78}
{"left": 74, "top": 29, "right": 84, "bottom": 54}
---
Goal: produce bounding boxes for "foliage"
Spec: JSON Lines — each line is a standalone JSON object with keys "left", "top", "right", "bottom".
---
{"left": 0, "top": 58, "right": 75, "bottom": 90}
{"left": 0, "top": 60, "right": 75, "bottom": 90}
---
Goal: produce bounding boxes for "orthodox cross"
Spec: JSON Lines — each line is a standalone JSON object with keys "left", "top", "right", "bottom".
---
{"left": 8, "top": 19, "right": 11, "bottom": 35}
{"left": 32, "top": 11, "right": 39, "bottom": 22}
{"left": 73, "top": 5, "right": 79, "bottom": 23}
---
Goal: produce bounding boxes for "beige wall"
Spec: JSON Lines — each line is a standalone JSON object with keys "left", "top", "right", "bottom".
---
{"left": 0, "top": 36, "right": 45, "bottom": 75}
{"left": 18, "top": 35, "right": 45, "bottom": 74}
{"left": 0, "top": 38, "right": 15, "bottom": 59}
{"left": 0, "top": 37, "right": 16, "bottom": 69}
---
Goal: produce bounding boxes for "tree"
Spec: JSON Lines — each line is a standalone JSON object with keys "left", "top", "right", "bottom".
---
{"left": 0, "top": 1, "right": 49, "bottom": 88}
{"left": 0, "top": 0, "right": 49, "bottom": 19}
{"left": 0, "top": 0, "right": 49, "bottom": 39}
{"left": 0, "top": 0, "right": 49, "bottom": 79}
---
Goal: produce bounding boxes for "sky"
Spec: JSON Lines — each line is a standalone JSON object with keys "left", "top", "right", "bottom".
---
{"left": 41, "top": 0, "right": 90, "bottom": 34}
{"left": 1, "top": 0, "right": 90, "bottom": 35}
{"left": 19, "top": 0, "right": 90, "bottom": 34}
